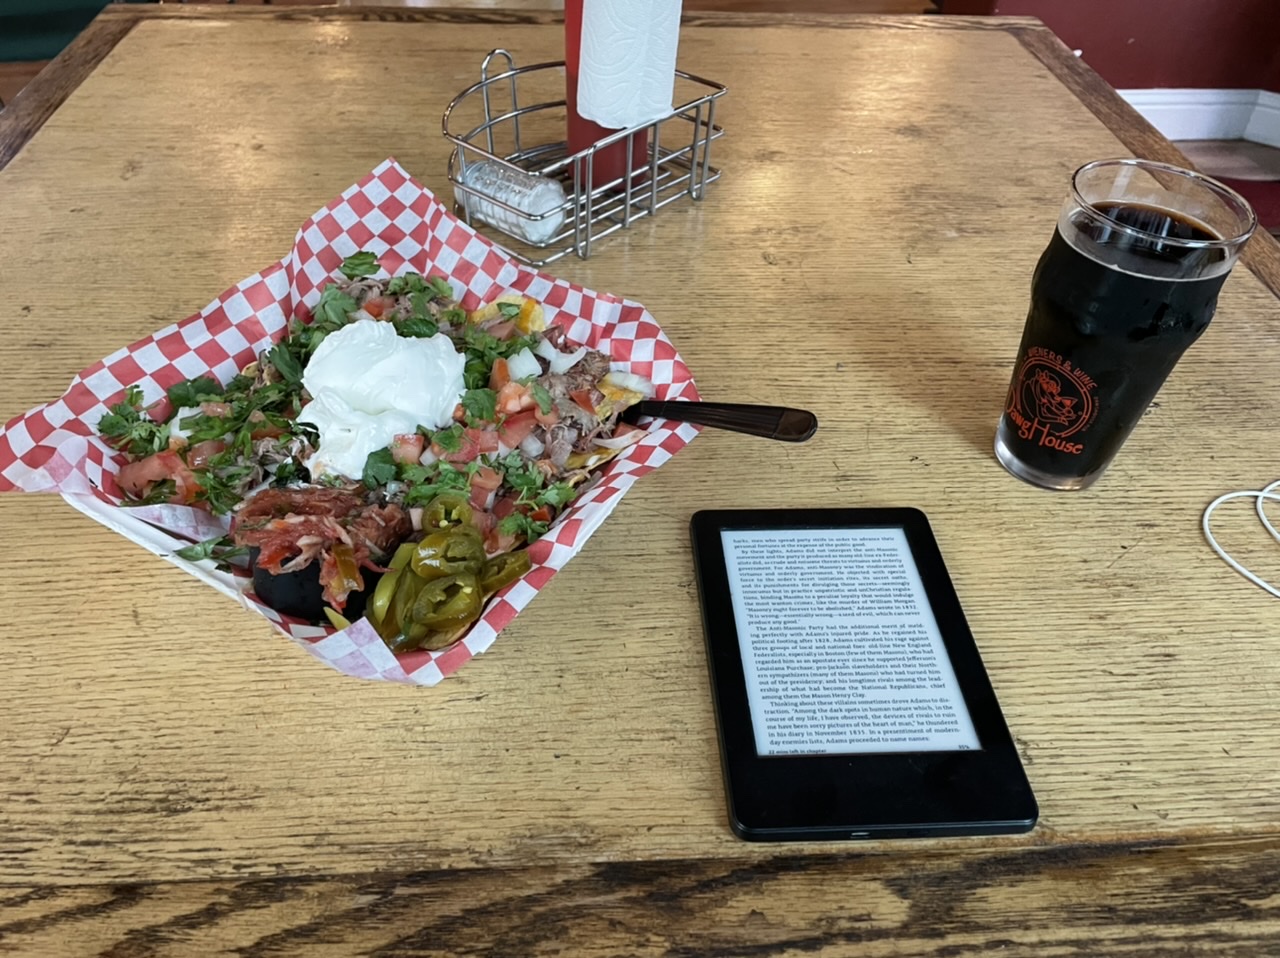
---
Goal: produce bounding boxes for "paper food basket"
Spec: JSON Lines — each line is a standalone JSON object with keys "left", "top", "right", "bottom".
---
{"left": 0, "top": 160, "right": 700, "bottom": 685}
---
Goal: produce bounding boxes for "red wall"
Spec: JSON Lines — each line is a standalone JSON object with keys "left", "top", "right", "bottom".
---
{"left": 942, "top": 0, "right": 1280, "bottom": 91}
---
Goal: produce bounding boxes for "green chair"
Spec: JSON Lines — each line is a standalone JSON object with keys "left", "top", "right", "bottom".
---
{"left": 0, "top": 1, "right": 139, "bottom": 64}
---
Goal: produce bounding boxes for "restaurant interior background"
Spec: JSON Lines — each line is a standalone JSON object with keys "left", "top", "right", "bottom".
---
{"left": 2, "top": 0, "right": 1278, "bottom": 230}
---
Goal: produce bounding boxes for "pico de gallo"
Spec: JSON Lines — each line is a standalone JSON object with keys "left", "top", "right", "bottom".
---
{"left": 97, "top": 251, "right": 654, "bottom": 651}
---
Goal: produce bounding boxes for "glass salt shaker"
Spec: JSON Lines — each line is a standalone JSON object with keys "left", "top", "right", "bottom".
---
{"left": 456, "top": 161, "right": 567, "bottom": 245}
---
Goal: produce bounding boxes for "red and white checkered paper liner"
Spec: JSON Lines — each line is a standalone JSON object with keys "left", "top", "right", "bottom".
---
{"left": 0, "top": 159, "right": 700, "bottom": 686}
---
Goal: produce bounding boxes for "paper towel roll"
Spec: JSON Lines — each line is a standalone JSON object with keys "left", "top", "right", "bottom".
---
{"left": 577, "top": 0, "right": 683, "bottom": 131}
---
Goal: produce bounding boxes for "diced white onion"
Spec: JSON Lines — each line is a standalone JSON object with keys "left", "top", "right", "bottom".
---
{"left": 592, "top": 429, "right": 646, "bottom": 450}
{"left": 535, "top": 339, "right": 559, "bottom": 363}
{"left": 497, "top": 440, "right": 513, "bottom": 457}
{"left": 418, "top": 447, "right": 438, "bottom": 466}
{"left": 350, "top": 308, "right": 377, "bottom": 324}
{"left": 506, "top": 347, "right": 542, "bottom": 381}
{"left": 603, "top": 370, "right": 656, "bottom": 398}
{"left": 549, "top": 346, "right": 587, "bottom": 374}
{"left": 409, "top": 507, "right": 424, "bottom": 532}
{"left": 519, "top": 434, "right": 546, "bottom": 458}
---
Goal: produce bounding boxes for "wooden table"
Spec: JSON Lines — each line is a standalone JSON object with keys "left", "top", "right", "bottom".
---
{"left": 3, "top": 6, "right": 1280, "bottom": 955}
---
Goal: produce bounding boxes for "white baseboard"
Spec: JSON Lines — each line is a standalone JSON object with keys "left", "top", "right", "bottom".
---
{"left": 1119, "top": 88, "right": 1280, "bottom": 147}
{"left": 1244, "top": 91, "right": 1280, "bottom": 149}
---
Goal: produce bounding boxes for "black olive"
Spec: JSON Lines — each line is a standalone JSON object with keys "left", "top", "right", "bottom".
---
{"left": 248, "top": 547, "right": 381, "bottom": 624}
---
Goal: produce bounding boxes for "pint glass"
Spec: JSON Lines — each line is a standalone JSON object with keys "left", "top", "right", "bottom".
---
{"left": 994, "top": 159, "right": 1256, "bottom": 490}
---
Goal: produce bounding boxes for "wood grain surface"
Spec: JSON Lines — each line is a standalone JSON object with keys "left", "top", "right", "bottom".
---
{"left": 2, "top": 7, "right": 1279, "bottom": 954}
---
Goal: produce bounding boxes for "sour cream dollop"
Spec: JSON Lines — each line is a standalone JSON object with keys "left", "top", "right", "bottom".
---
{"left": 297, "top": 320, "right": 466, "bottom": 480}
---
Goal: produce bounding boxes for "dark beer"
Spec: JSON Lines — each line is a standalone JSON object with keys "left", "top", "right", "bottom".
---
{"left": 995, "top": 202, "right": 1231, "bottom": 489}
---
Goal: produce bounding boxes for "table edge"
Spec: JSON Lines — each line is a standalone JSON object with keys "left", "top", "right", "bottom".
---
{"left": 4, "top": 834, "right": 1279, "bottom": 951}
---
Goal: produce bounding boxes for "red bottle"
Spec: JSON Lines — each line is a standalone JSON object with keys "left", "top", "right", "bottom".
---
{"left": 564, "top": 0, "right": 650, "bottom": 191}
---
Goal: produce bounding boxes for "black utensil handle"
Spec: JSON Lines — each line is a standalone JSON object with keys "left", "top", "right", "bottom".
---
{"left": 634, "top": 401, "right": 818, "bottom": 442}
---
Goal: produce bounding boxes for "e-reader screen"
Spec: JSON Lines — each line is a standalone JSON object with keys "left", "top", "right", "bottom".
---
{"left": 720, "top": 527, "right": 981, "bottom": 757}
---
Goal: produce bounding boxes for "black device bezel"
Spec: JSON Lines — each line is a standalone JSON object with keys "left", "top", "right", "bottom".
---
{"left": 690, "top": 507, "right": 1038, "bottom": 842}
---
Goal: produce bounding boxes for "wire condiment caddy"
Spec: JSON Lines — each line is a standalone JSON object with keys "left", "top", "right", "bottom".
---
{"left": 443, "top": 50, "right": 727, "bottom": 266}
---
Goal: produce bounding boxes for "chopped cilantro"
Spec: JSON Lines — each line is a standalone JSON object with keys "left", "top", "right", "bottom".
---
{"left": 431, "top": 424, "right": 464, "bottom": 454}
{"left": 499, "top": 452, "right": 544, "bottom": 503}
{"left": 362, "top": 448, "right": 398, "bottom": 489}
{"left": 497, "top": 511, "right": 550, "bottom": 542}
{"left": 120, "top": 478, "right": 176, "bottom": 506}
{"left": 396, "top": 314, "right": 439, "bottom": 338}
{"left": 165, "top": 376, "right": 223, "bottom": 409}
{"left": 271, "top": 460, "right": 303, "bottom": 485}
{"left": 340, "top": 251, "right": 379, "bottom": 279}
{"left": 386, "top": 273, "right": 427, "bottom": 296}
{"left": 456, "top": 326, "right": 540, "bottom": 390}
{"left": 191, "top": 447, "right": 254, "bottom": 515}
{"left": 539, "top": 481, "right": 576, "bottom": 509}
{"left": 402, "top": 460, "right": 474, "bottom": 506}
{"left": 175, "top": 534, "right": 249, "bottom": 571}
{"left": 314, "top": 284, "right": 359, "bottom": 329}
{"left": 427, "top": 276, "right": 455, "bottom": 301}
{"left": 529, "top": 382, "right": 554, "bottom": 415}
{"left": 461, "top": 388, "right": 498, "bottom": 423}
{"left": 267, "top": 342, "right": 304, "bottom": 385}
{"left": 97, "top": 386, "right": 170, "bottom": 457}
{"left": 462, "top": 356, "right": 491, "bottom": 391}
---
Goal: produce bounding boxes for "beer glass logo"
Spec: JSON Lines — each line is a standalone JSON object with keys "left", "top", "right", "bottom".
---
{"left": 1005, "top": 348, "right": 1096, "bottom": 455}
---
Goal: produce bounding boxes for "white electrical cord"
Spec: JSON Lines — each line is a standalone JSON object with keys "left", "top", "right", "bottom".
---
{"left": 1201, "top": 479, "right": 1280, "bottom": 600}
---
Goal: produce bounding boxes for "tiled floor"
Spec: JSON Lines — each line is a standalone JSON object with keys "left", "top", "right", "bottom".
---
{"left": 1176, "top": 139, "right": 1280, "bottom": 182}
{"left": 1173, "top": 139, "right": 1280, "bottom": 235}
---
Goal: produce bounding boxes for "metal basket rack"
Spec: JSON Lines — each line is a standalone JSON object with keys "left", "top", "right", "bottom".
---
{"left": 443, "top": 50, "right": 726, "bottom": 266}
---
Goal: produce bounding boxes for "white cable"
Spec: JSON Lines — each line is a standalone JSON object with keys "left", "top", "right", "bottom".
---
{"left": 1202, "top": 481, "right": 1280, "bottom": 600}
{"left": 1257, "top": 478, "right": 1280, "bottom": 543}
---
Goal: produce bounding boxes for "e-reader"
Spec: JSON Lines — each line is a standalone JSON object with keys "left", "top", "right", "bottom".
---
{"left": 690, "top": 508, "right": 1038, "bottom": 841}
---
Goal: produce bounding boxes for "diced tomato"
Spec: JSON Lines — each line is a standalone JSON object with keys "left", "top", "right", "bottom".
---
{"left": 472, "top": 465, "right": 502, "bottom": 492}
{"left": 497, "top": 381, "right": 535, "bottom": 415}
{"left": 390, "top": 433, "right": 425, "bottom": 465}
{"left": 145, "top": 396, "right": 173, "bottom": 423}
{"left": 115, "top": 450, "right": 202, "bottom": 505}
{"left": 452, "top": 402, "right": 467, "bottom": 423}
{"left": 534, "top": 404, "right": 560, "bottom": 427}
{"left": 362, "top": 295, "right": 396, "bottom": 318}
{"left": 529, "top": 504, "right": 554, "bottom": 523}
{"left": 249, "top": 423, "right": 287, "bottom": 441}
{"left": 486, "top": 528, "right": 520, "bottom": 556}
{"left": 489, "top": 357, "right": 511, "bottom": 391}
{"left": 470, "top": 507, "right": 496, "bottom": 538}
{"left": 435, "top": 427, "right": 500, "bottom": 463}
{"left": 612, "top": 422, "right": 645, "bottom": 440}
{"left": 569, "top": 389, "right": 597, "bottom": 414}
{"left": 469, "top": 465, "right": 502, "bottom": 510}
{"left": 497, "top": 410, "right": 539, "bottom": 448}
{"left": 116, "top": 454, "right": 170, "bottom": 497}
{"left": 247, "top": 410, "right": 287, "bottom": 441}
{"left": 167, "top": 454, "right": 202, "bottom": 504}
{"left": 485, "top": 499, "right": 520, "bottom": 553}
{"left": 187, "top": 439, "right": 227, "bottom": 469}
